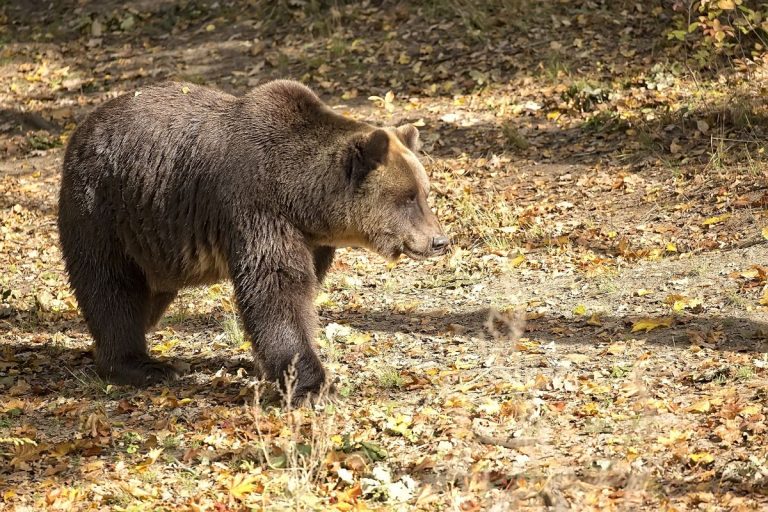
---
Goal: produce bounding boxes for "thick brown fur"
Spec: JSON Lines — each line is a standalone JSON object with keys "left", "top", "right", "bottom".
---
{"left": 58, "top": 80, "right": 448, "bottom": 403}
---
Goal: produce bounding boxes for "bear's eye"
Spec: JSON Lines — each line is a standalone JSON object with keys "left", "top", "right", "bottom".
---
{"left": 406, "top": 193, "right": 418, "bottom": 205}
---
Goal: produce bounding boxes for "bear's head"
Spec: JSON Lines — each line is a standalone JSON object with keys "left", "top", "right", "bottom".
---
{"left": 342, "top": 124, "right": 449, "bottom": 261}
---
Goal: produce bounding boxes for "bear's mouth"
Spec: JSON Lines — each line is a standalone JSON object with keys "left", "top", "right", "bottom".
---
{"left": 403, "top": 248, "right": 427, "bottom": 260}
{"left": 402, "top": 244, "right": 433, "bottom": 261}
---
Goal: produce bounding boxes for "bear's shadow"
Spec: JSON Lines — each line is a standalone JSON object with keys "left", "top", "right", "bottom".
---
{"left": 5, "top": 307, "right": 766, "bottom": 401}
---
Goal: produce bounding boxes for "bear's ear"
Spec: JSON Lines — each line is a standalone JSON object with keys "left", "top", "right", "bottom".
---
{"left": 348, "top": 129, "right": 389, "bottom": 187}
{"left": 395, "top": 124, "right": 421, "bottom": 152}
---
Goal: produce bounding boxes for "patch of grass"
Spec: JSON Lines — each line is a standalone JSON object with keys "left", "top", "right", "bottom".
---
{"left": 707, "top": 137, "right": 728, "bottom": 172}
{"left": 103, "top": 487, "right": 133, "bottom": 508}
{"left": 563, "top": 81, "right": 611, "bottom": 113}
{"left": 725, "top": 292, "right": 751, "bottom": 309}
{"left": 375, "top": 365, "right": 405, "bottom": 389}
{"left": 338, "top": 382, "right": 355, "bottom": 398}
{"left": 543, "top": 52, "right": 570, "bottom": 82}
{"left": 584, "top": 418, "right": 614, "bottom": 435}
{"left": 162, "top": 434, "right": 183, "bottom": 450}
{"left": 178, "top": 74, "right": 207, "bottom": 85}
{"left": 596, "top": 276, "right": 620, "bottom": 295}
{"left": 222, "top": 314, "right": 245, "bottom": 347}
{"left": 250, "top": 374, "right": 338, "bottom": 510}
{"left": 379, "top": 276, "right": 401, "bottom": 294}
{"left": 584, "top": 110, "right": 629, "bottom": 133}
{"left": 421, "top": 0, "right": 526, "bottom": 33}
{"left": 254, "top": 0, "right": 345, "bottom": 36}
{"left": 483, "top": 233, "right": 512, "bottom": 254}
{"left": 120, "top": 431, "right": 143, "bottom": 454}
{"left": 452, "top": 189, "right": 520, "bottom": 250}
{"left": 610, "top": 365, "right": 631, "bottom": 379}
{"left": 501, "top": 123, "right": 530, "bottom": 151}
{"left": 736, "top": 365, "right": 755, "bottom": 380}
{"left": 164, "top": 303, "right": 190, "bottom": 325}
{"left": 139, "top": 469, "right": 160, "bottom": 484}
{"left": 27, "top": 132, "right": 62, "bottom": 150}
{"left": 66, "top": 368, "right": 113, "bottom": 396}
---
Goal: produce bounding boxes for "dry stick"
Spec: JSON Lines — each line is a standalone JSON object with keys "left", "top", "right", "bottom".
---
{"left": 473, "top": 430, "right": 536, "bottom": 450}
{"left": 735, "top": 237, "right": 768, "bottom": 249}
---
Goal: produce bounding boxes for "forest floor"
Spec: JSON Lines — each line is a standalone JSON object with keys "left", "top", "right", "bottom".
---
{"left": 1, "top": 1, "right": 767, "bottom": 510}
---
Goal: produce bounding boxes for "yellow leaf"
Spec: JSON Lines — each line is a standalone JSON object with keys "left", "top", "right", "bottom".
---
{"left": 394, "top": 301, "right": 420, "bottom": 313}
{"left": 665, "top": 295, "right": 702, "bottom": 312}
{"left": 635, "top": 288, "right": 652, "bottom": 296}
{"left": 586, "top": 313, "right": 602, "bottom": 326}
{"left": 151, "top": 338, "right": 178, "bottom": 355}
{"left": 762, "top": 227, "right": 768, "bottom": 240}
{"left": 478, "top": 398, "right": 501, "bottom": 415}
{"left": 135, "top": 447, "right": 164, "bottom": 472}
{"left": 314, "top": 291, "right": 332, "bottom": 306}
{"left": 689, "top": 452, "right": 715, "bottom": 464}
{"left": 631, "top": 317, "right": 672, "bottom": 332}
{"left": 573, "top": 304, "right": 587, "bottom": 316}
{"left": 657, "top": 429, "right": 691, "bottom": 446}
{"left": 119, "top": 480, "right": 152, "bottom": 499}
{"left": 565, "top": 353, "right": 590, "bottom": 363}
{"left": 687, "top": 399, "right": 711, "bottom": 413}
{"left": 181, "top": 86, "right": 190, "bottom": 94}
{"left": 760, "top": 288, "right": 768, "bottom": 306}
{"left": 718, "top": 0, "right": 736, "bottom": 9}
{"left": 702, "top": 213, "right": 730, "bottom": 225}
{"left": 740, "top": 268, "right": 761, "bottom": 279}
{"left": 508, "top": 252, "right": 525, "bottom": 268}
{"left": 666, "top": 242, "right": 677, "bottom": 253}
{"left": 740, "top": 404, "right": 761, "bottom": 417}
{"left": 454, "top": 358, "right": 476, "bottom": 370}
{"left": 583, "top": 380, "right": 610, "bottom": 394}
{"left": 346, "top": 332, "right": 372, "bottom": 345}
{"left": 205, "top": 23, "right": 216, "bottom": 31}
{"left": 229, "top": 473, "right": 261, "bottom": 500}
{"left": 385, "top": 413, "right": 413, "bottom": 438}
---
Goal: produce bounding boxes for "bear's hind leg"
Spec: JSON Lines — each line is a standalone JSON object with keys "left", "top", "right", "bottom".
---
{"left": 68, "top": 254, "right": 177, "bottom": 386}
{"left": 313, "top": 246, "right": 336, "bottom": 284}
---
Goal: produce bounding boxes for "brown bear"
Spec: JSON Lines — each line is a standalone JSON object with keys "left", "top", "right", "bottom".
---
{"left": 58, "top": 80, "right": 449, "bottom": 403}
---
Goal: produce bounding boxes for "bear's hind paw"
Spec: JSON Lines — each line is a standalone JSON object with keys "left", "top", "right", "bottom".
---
{"left": 99, "top": 358, "right": 179, "bottom": 387}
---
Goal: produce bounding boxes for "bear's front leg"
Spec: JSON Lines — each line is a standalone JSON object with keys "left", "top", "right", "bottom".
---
{"left": 230, "top": 234, "right": 327, "bottom": 406}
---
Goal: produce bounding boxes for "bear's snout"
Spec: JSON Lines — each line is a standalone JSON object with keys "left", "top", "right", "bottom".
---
{"left": 431, "top": 235, "right": 450, "bottom": 254}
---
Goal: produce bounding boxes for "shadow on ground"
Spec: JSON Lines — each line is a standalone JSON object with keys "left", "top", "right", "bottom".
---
{"left": 4, "top": 305, "right": 766, "bottom": 389}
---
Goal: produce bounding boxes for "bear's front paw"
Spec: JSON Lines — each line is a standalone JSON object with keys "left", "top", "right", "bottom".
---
{"left": 287, "top": 372, "right": 336, "bottom": 408}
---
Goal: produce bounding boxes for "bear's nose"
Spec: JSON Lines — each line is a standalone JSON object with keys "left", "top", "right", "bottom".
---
{"left": 431, "top": 236, "right": 450, "bottom": 252}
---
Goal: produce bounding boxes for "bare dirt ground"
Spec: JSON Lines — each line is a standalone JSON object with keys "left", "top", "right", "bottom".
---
{"left": 1, "top": 1, "right": 767, "bottom": 510}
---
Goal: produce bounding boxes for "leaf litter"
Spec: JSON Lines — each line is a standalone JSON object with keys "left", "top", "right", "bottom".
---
{"left": 0, "top": 1, "right": 767, "bottom": 510}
